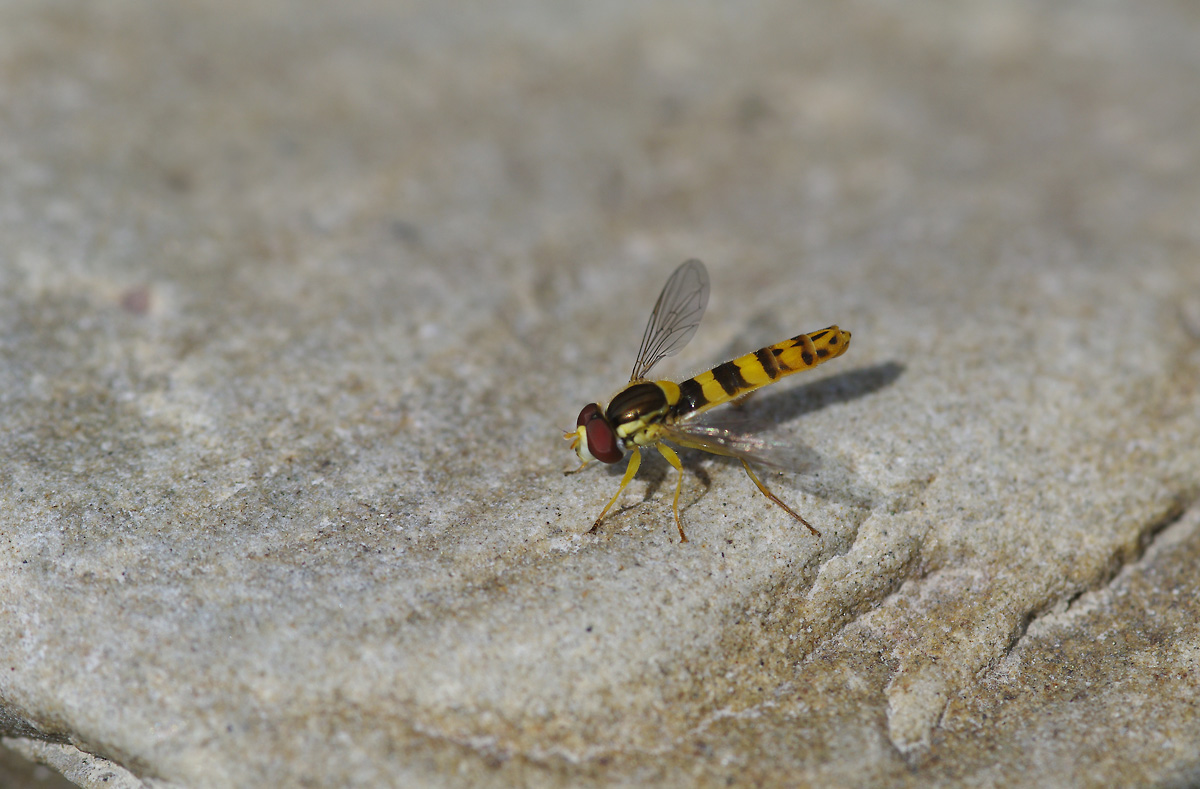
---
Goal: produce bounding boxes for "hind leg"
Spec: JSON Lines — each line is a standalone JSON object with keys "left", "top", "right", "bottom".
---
{"left": 739, "top": 459, "right": 821, "bottom": 537}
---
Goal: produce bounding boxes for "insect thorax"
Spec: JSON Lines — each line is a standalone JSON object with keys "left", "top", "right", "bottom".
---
{"left": 606, "top": 381, "right": 674, "bottom": 446}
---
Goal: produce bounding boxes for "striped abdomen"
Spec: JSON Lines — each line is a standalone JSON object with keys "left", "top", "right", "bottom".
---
{"left": 669, "top": 325, "right": 851, "bottom": 419}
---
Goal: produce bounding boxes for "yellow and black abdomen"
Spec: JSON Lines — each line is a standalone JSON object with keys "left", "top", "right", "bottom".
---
{"left": 670, "top": 325, "right": 851, "bottom": 420}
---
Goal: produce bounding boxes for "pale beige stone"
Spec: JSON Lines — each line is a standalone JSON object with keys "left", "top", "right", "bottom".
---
{"left": 1, "top": 1, "right": 1198, "bottom": 787}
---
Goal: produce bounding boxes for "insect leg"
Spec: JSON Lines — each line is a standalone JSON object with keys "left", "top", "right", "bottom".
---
{"left": 739, "top": 459, "right": 821, "bottom": 537}
{"left": 655, "top": 443, "right": 688, "bottom": 543}
{"left": 587, "top": 447, "right": 642, "bottom": 534}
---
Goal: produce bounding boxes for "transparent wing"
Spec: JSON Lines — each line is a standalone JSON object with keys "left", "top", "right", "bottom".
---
{"left": 629, "top": 259, "right": 710, "bottom": 382}
{"left": 659, "top": 421, "right": 820, "bottom": 473}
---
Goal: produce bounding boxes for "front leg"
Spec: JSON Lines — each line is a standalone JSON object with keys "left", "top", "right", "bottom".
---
{"left": 587, "top": 447, "right": 642, "bottom": 534}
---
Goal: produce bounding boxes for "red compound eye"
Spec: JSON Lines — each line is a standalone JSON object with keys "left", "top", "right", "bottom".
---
{"left": 576, "top": 403, "right": 622, "bottom": 463}
{"left": 576, "top": 402, "right": 600, "bottom": 427}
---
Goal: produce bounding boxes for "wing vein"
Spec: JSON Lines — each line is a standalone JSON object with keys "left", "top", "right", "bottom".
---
{"left": 629, "top": 259, "right": 710, "bottom": 381}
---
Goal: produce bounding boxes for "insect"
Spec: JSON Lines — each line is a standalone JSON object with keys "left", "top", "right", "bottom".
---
{"left": 565, "top": 259, "right": 851, "bottom": 542}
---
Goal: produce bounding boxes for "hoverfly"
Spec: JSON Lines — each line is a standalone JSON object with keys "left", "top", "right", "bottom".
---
{"left": 565, "top": 259, "right": 851, "bottom": 542}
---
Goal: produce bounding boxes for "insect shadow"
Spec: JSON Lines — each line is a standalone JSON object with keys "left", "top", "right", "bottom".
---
{"left": 740, "top": 359, "right": 904, "bottom": 424}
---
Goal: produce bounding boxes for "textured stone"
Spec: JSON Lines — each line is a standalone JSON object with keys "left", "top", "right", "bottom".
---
{"left": 1, "top": 1, "right": 1198, "bottom": 786}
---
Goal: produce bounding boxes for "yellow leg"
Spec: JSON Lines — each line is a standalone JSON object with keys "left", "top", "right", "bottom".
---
{"left": 739, "top": 460, "right": 821, "bottom": 537}
{"left": 587, "top": 447, "right": 642, "bottom": 533}
{"left": 655, "top": 443, "right": 688, "bottom": 542}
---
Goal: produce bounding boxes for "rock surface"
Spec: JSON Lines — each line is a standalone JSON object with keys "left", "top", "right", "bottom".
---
{"left": 2, "top": 1, "right": 1199, "bottom": 786}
